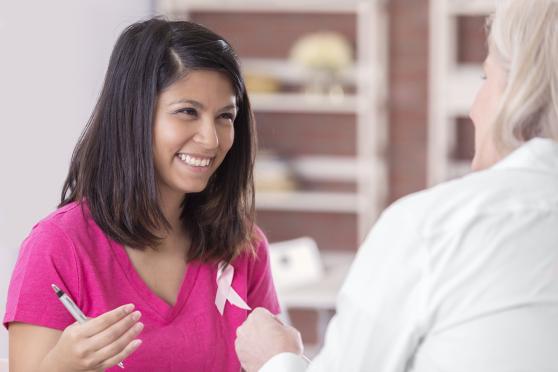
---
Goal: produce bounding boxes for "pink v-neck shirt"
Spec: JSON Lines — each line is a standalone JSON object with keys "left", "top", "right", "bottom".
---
{"left": 4, "top": 202, "right": 280, "bottom": 371}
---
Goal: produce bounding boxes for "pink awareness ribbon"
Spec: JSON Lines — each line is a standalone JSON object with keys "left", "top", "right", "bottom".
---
{"left": 215, "top": 262, "right": 251, "bottom": 315}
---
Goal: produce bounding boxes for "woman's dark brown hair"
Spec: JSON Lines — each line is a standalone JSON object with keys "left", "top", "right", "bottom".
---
{"left": 60, "top": 18, "right": 256, "bottom": 263}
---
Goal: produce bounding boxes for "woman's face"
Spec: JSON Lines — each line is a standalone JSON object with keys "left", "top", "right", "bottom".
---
{"left": 153, "top": 70, "right": 237, "bottom": 199}
{"left": 469, "top": 52, "right": 507, "bottom": 171}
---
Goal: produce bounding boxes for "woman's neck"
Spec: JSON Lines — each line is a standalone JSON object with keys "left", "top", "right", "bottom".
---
{"left": 156, "top": 188, "right": 189, "bottom": 255}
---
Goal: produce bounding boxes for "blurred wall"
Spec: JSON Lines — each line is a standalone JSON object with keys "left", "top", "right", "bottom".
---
{"left": 388, "top": 0, "right": 486, "bottom": 201}
{"left": 0, "top": 0, "right": 151, "bottom": 358}
{"left": 388, "top": 0, "right": 430, "bottom": 201}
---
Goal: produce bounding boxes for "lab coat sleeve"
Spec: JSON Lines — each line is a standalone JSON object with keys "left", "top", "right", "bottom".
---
{"left": 259, "top": 198, "right": 431, "bottom": 372}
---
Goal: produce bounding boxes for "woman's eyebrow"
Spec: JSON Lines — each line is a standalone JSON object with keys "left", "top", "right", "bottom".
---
{"left": 219, "top": 104, "right": 237, "bottom": 112}
{"left": 168, "top": 100, "right": 236, "bottom": 112}
{"left": 169, "top": 99, "right": 203, "bottom": 108}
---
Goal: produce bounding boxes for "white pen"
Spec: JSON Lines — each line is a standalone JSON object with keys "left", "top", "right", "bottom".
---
{"left": 51, "top": 284, "right": 125, "bottom": 369}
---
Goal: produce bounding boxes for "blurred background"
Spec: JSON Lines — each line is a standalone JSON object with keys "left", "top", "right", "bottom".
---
{"left": 0, "top": 0, "right": 492, "bottom": 359}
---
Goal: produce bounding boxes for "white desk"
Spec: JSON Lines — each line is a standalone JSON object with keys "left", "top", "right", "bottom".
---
{"left": 276, "top": 251, "right": 355, "bottom": 356}
{"left": 278, "top": 251, "right": 355, "bottom": 310}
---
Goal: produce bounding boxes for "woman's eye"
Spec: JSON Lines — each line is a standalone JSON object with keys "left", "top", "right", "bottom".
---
{"left": 219, "top": 112, "right": 235, "bottom": 121}
{"left": 481, "top": 74, "right": 487, "bottom": 80}
{"left": 177, "top": 108, "right": 198, "bottom": 117}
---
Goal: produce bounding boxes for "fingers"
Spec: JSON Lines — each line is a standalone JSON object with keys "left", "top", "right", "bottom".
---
{"left": 54, "top": 304, "right": 142, "bottom": 371}
{"left": 87, "top": 310, "right": 142, "bottom": 351}
{"left": 236, "top": 307, "right": 274, "bottom": 337}
{"left": 72, "top": 306, "right": 143, "bottom": 370}
{"left": 80, "top": 304, "right": 135, "bottom": 337}
{"left": 89, "top": 317, "right": 144, "bottom": 368}
{"left": 235, "top": 307, "right": 304, "bottom": 358}
{"left": 251, "top": 307, "right": 273, "bottom": 318}
{"left": 235, "top": 308, "right": 302, "bottom": 372}
{"left": 99, "top": 339, "right": 143, "bottom": 369}
{"left": 251, "top": 307, "right": 281, "bottom": 325}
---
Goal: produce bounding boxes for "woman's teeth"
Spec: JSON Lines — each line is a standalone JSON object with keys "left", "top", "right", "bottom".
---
{"left": 177, "top": 154, "right": 211, "bottom": 167}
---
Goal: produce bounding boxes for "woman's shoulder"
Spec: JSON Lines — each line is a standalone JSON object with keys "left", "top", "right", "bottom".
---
{"left": 233, "top": 224, "right": 280, "bottom": 312}
{"left": 17, "top": 203, "right": 82, "bottom": 256}
{"left": 230, "top": 224, "right": 270, "bottom": 266}
{"left": 385, "top": 166, "right": 541, "bottom": 238}
{"left": 5, "top": 202, "right": 91, "bottom": 330}
{"left": 32, "top": 201, "right": 98, "bottom": 240}
{"left": 250, "top": 224, "right": 268, "bottom": 248}
{"left": 37, "top": 200, "right": 89, "bottom": 228}
{"left": 22, "top": 201, "right": 103, "bottom": 260}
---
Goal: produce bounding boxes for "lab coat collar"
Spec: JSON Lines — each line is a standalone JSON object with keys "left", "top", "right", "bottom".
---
{"left": 491, "top": 137, "right": 558, "bottom": 175}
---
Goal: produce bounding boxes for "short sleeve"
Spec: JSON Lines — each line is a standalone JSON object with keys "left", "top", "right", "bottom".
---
{"left": 3, "top": 221, "right": 81, "bottom": 331}
{"left": 246, "top": 227, "right": 281, "bottom": 315}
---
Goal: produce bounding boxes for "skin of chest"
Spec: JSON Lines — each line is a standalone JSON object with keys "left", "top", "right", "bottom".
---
{"left": 125, "top": 246, "right": 188, "bottom": 306}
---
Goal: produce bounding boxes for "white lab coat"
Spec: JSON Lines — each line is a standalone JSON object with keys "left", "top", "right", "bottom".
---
{"left": 262, "top": 138, "right": 558, "bottom": 372}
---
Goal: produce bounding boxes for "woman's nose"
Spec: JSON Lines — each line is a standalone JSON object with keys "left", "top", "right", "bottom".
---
{"left": 194, "top": 117, "right": 219, "bottom": 149}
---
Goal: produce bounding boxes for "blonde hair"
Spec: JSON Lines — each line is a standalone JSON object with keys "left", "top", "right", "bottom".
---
{"left": 488, "top": 0, "right": 558, "bottom": 153}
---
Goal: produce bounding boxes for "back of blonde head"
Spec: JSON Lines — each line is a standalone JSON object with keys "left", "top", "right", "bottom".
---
{"left": 489, "top": 0, "right": 558, "bottom": 152}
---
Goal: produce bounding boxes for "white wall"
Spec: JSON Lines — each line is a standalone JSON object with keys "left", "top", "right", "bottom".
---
{"left": 0, "top": 0, "right": 151, "bottom": 358}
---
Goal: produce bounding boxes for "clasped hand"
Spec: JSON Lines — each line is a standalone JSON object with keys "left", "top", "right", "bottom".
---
{"left": 235, "top": 307, "right": 304, "bottom": 372}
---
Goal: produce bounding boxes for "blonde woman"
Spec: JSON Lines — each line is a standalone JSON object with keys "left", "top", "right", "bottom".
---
{"left": 235, "top": 0, "right": 558, "bottom": 371}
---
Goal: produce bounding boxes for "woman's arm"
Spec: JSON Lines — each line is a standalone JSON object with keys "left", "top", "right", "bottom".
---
{"left": 8, "top": 304, "right": 143, "bottom": 372}
{"left": 246, "top": 227, "right": 281, "bottom": 314}
{"left": 9, "top": 322, "right": 62, "bottom": 371}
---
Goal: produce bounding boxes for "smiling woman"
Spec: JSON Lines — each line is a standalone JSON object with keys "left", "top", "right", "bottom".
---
{"left": 60, "top": 20, "right": 257, "bottom": 264}
{"left": 3, "top": 19, "right": 279, "bottom": 372}
{"left": 153, "top": 70, "right": 236, "bottom": 197}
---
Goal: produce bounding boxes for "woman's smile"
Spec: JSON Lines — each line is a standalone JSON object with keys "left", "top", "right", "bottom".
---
{"left": 176, "top": 153, "right": 215, "bottom": 173}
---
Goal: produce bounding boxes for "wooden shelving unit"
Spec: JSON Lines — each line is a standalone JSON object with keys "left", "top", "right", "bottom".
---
{"left": 428, "top": 0, "right": 496, "bottom": 185}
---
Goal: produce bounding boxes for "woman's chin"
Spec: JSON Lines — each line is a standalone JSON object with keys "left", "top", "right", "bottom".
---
{"left": 182, "top": 181, "right": 209, "bottom": 194}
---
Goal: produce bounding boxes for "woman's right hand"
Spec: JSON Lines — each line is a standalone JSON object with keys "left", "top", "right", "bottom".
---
{"left": 41, "top": 303, "right": 144, "bottom": 371}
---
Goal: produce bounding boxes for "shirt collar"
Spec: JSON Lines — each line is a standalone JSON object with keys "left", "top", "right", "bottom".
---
{"left": 491, "top": 137, "right": 558, "bottom": 174}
